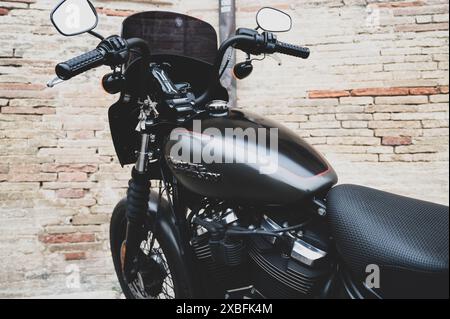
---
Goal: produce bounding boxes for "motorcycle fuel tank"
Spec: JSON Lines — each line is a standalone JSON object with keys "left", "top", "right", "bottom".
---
{"left": 164, "top": 109, "right": 338, "bottom": 205}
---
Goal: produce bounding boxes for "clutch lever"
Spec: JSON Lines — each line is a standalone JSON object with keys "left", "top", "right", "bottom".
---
{"left": 47, "top": 77, "right": 65, "bottom": 88}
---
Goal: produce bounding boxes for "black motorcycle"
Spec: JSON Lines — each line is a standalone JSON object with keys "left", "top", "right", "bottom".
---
{"left": 48, "top": 0, "right": 448, "bottom": 299}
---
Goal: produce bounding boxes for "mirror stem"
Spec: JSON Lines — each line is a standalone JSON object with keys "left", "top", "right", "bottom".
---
{"left": 88, "top": 30, "right": 105, "bottom": 41}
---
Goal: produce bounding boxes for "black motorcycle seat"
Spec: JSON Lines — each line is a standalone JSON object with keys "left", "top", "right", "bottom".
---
{"left": 326, "top": 184, "right": 449, "bottom": 299}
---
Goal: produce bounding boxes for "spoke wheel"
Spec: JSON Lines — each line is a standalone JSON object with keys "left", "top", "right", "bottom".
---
{"left": 110, "top": 199, "right": 194, "bottom": 299}
{"left": 121, "top": 233, "right": 175, "bottom": 299}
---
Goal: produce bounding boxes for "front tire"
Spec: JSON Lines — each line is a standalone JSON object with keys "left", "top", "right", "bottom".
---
{"left": 110, "top": 200, "right": 192, "bottom": 299}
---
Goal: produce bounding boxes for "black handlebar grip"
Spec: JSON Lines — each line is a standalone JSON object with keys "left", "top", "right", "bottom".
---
{"left": 275, "top": 41, "right": 310, "bottom": 59}
{"left": 55, "top": 48, "right": 106, "bottom": 80}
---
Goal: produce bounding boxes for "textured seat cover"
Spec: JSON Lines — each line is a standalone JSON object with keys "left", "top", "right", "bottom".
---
{"left": 327, "top": 185, "right": 449, "bottom": 299}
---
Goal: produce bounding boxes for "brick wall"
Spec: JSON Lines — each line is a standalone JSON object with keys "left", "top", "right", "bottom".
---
{"left": 0, "top": 0, "right": 448, "bottom": 297}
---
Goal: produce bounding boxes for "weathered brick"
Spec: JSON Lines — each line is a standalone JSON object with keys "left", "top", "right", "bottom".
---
{"left": 382, "top": 136, "right": 413, "bottom": 146}
{"left": 380, "top": 154, "right": 414, "bottom": 162}
{"left": 327, "top": 137, "right": 380, "bottom": 146}
{"left": 58, "top": 172, "right": 88, "bottom": 182}
{"left": 439, "top": 86, "right": 449, "bottom": 94}
{"left": 1, "top": 107, "right": 55, "bottom": 115}
{"left": 395, "top": 23, "right": 449, "bottom": 32}
{"left": 308, "top": 90, "right": 350, "bottom": 99}
{"left": 430, "top": 94, "right": 449, "bottom": 103}
{"left": 8, "top": 173, "right": 57, "bottom": 182}
{"left": 384, "top": 62, "right": 437, "bottom": 71}
{"left": 375, "top": 95, "right": 429, "bottom": 105}
{"left": 409, "top": 87, "right": 440, "bottom": 95}
{"left": 64, "top": 252, "right": 87, "bottom": 261}
{"left": 375, "top": 129, "right": 423, "bottom": 137}
{"left": 340, "top": 97, "right": 374, "bottom": 105}
{"left": 413, "top": 152, "right": 449, "bottom": 162}
{"left": 0, "top": 83, "right": 45, "bottom": 91}
{"left": 96, "top": 7, "right": 137, "bottom": 17}
{"left": 63, "top": 119, "right": 106, "bottom": 131}
{"left": 67, "top": 131, "right": 96, "bottom": 140}
{"left": 422, "top": 120, "right": 449, "bottom": 128}
{"left": 39, "top": 233, "right": 95, "bottom": 244}
{"left": 367, "top": 146, "right": 395, "bottom": 154}
{"left": 300, "top": 121, "right": 341, "bottom": 129}
{"left": 309, "top": 114, "right": 336, "bottom": 122}
{"left": 422, "top": 128, "right": 450, "bottom": 136}
{"left": 373, "top": 113, "right": 392, "bottom": 120}
{"left": 368, "top": 120, "right": 422, "bottom": 129}
{"left": 342, "top": 121, "right": 369, "bottom": 128}
{"left": 396, "top": 144, "right": 442, "bottom": 154}
{"left": 41, "top": 164, "right": 98, "bottom": 174}
{"left": 56, "top": 189, "right": 85, "bottom": 199}
{"left": 391, "top": 112, "right": 448, "bottom": 120}
{"left": 71, "top": 214, "right": 110, "bottom": 226}
{"left": 351, "top": 87, "right": 410, "bottom": 96}
{"left": 336, "top": 113, "right": 373, "bottom": 121}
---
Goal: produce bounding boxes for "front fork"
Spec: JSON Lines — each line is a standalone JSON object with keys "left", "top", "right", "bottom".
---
{"left": 122, "top": 133, "right": 153, "bottom": 283}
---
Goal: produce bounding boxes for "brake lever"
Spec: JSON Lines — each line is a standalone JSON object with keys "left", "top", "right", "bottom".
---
{"left": 47, "top": 77, "right": 65, "bottom": 88}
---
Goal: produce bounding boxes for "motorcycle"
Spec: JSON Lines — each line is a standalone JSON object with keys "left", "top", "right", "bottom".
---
{"left": 48, "top": 0, "right": 449, "bottom": 299}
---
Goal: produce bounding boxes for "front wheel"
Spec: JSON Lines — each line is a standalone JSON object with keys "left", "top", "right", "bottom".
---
{"left": 110, "top": 200, "right": 191, "bottom": 299}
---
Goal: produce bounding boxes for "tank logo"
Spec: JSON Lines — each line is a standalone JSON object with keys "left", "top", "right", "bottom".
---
{"left": 167, "top": 157, "right": 222, "bottom": 182}
{"left": 169, "top": 120, "right": 279, "bottom": 175}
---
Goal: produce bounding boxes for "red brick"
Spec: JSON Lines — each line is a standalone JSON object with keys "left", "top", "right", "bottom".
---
{"left": 57, "top": 189, "right": 85, "bottom": 199}
{"left": 351, "top": 87, "right": 410, "bottom": 97}
{"left": 39, "top": 233, "right": 95, "bottom": 244}
{"left": 382, "top": 136, "right": 413, "bottom": 146}
{"left": 64, "top": 252, "right": 86, "bottom": 261}
{"left": 58, "top": 172, "right": 88, "bottom": 182}
{"left": 0, "top": 8, "right": 9, "bottom": 16}
{"left": 308, "top": 90, "right": 350, "bottom": 99}
{"left": 409, "top": 87, "right": 440, "bottom": 95}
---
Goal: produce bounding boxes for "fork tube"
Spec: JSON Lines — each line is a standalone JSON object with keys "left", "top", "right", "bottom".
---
{"left": 123, "top": 134, "right": 152, "bottom": 283}
{"left": 135, "top": 133, "right": 151, "bottom": 173}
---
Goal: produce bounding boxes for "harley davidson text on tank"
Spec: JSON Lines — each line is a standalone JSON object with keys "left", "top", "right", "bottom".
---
{"left": 47, "top": 0, "right": 449, "bottom": 299}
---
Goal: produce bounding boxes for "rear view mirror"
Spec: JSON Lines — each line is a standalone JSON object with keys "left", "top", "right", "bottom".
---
{"left": 256, "top": 7, "right": 292, "bottom": 33}
{"left": 51, "top": 0, "right": 98, "bottom": 36}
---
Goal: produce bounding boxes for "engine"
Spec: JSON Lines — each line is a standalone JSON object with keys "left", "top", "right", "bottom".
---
{"left": 190, "top": 202, "right": 333, "bottom": 299}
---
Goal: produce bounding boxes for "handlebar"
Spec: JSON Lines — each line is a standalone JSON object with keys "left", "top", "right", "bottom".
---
{"left": 195, "top": 33, "right": 310, "bottom": 106}
{"left": 54, "top": 36, "right": 149, "bottom": 81}
{"left": 56, "top": 48, "right": 106, "bottom": 80}
{"left": 275, "top": 41, "right": 310, "bottom": 59}
{"left": 52, "top": 33, "right": 310, "bottom": 110}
